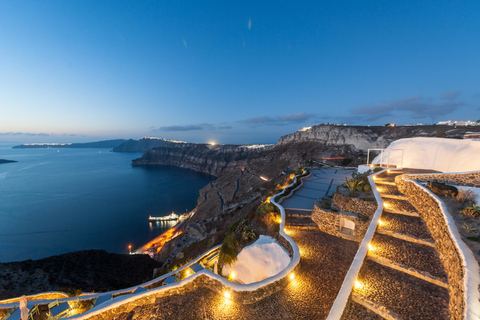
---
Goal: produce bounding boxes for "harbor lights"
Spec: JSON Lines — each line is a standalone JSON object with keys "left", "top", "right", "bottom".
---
{"left": 128, "top": 245, "right": 132, "bottom": 254}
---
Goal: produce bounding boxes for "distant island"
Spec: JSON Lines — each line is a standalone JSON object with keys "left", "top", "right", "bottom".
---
{"left": 0, "top": 159, "right": 17, "bottom": 164}
{"left": 13, "top": 139, "right": 126, "bottom": 149}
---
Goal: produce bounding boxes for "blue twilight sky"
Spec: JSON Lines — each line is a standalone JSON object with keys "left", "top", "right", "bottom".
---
{"left": 1, "top": 1, "right": 479, "bottom": 145}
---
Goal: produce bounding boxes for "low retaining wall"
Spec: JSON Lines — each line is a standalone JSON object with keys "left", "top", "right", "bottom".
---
{"left": 402, "top": 171, "right": 480, "bottom": 188}
{"left": 312, "top": 203, "right": 369, "bottom": 242}
{"left": 333, "top": 193, "right": 377, "bottom": 218}
{"left": 396, "top": 173, "right": 480, "bottom": 320}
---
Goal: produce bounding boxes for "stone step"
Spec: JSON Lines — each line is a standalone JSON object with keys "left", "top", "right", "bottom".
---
{"left": 285, "top": 215, "right": 318, "bottom": 228}
{"left": 376, "top": 229, "right": 435, "bottom": 247}
{"left": 369, "top": 233, "right": 447, "bottom": 282}
{"left": 383, "top": 208, "right": 419, "bottom": 217}
{"left": 341, "top": 299, "right": 386, "bottom": 320}
{"left": 367, "top": 254, "right": 448, "bottom": 289}
{"left": 355, "top": 259, "right": 450, "bottom": 320}
{"left": 380, "top": 194, "right": 408, "bottom": 201}
{"left": 351, "top": 293, "right": 402, "bottom": 320}
{"left": 383, "top": 198, "right": 418, "bottom": 215}
{"left": 374, "top": 183, "right": 401, "bottom": 195}
{"left": 373, "top": 180, "right": 396, "bottom": 186}
{"left": 378, "top": 211, "right": 433, "bottom": 241}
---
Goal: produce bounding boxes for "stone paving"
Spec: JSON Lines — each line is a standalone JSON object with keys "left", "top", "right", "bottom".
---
{"left": 282, "top": 168, "right": 354, "bottom": 212}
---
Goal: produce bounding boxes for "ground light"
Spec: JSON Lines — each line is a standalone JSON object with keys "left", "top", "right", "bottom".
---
{"left": 354, "top": 280, "right": 363, "bottom": 290}
{"left": 224, "top": 291, "right": 231, "bottom": 299}
{"left": 378, "top": 219, "right": 384, "bottom": 226}
{"left": 289, "top": 273, "right": 294, "bottom": 280}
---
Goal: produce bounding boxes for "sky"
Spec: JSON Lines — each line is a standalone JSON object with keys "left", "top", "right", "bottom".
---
{"left": 1, "top": 0, "right": 479, "bottom": 145}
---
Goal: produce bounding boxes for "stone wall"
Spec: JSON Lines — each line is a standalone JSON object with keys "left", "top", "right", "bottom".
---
{"left": 312, "top": 200, "right": 370, "bottom": 243}
{"left": 396, "top": 175, "right": 465, "bottom": 320}
{"left": 333, "top": 193, "right": 377, "bottom": 218}
{"left": 403, "top": 171, "right": 480, "bottom": 188}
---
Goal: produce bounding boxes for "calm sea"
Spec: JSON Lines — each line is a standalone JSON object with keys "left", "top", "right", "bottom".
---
{"left": 0, "top": 145, "right": 213, "bottom": 262}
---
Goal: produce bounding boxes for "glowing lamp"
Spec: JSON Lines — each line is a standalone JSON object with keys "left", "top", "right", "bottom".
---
{"left": 224, "top": 291, "right": 231, "bottom": 299}
{"left": 230, "top": 272, "right": 235, "bottom": 280}
{"left": 354, "top": 280, "right": 363, "bottom": 290}
{"left": 368, "top": 244, "right": 373, "bottom": 251}
{"left": 289, "top": 273, "right": 294, "bottom": 280}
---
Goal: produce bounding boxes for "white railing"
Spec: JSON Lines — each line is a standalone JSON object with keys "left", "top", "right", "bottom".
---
{"left": 367, "top": 148, "right": 404, "bottom": 169}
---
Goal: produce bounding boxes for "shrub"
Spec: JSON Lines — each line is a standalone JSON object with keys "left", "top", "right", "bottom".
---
{"left": 461, "top": 206, "right": 480, "bottom": 217}
{"left": 257, "top": 202, "right": 277, "bottom": 216}
{"left": 426, "top": 182, "right": 458, "bottom": 197}
{"left": 344, "top": 177, "right": 363, "bottom": 195}
{"left": 456, "top": 189, "right": 477, "bottom": 205}
{"left": 461, "top": 223, "right": 478, "bottom": 234}
{"left": 321, "top": 202, "right": 331, "bottom": 209}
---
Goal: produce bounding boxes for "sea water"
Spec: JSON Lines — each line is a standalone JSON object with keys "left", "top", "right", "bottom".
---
{"left": 0, "top": 145, "right": 213, "bottom": 262}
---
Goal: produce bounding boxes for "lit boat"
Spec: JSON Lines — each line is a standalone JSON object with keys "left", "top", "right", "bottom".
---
{"left": 149, "top": 212, "right": 179, "bottom": 222}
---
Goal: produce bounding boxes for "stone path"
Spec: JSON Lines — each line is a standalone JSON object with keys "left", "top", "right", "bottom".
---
{"left": 346, "top": 170, "right": 450, "bottom": 320}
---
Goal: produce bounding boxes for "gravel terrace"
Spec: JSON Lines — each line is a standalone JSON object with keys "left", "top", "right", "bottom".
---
{"left": 356, "top": 259, "right": 450, "bottom": 320}
{"left": 383, "top": 198, "right": 418, "bottom": 214}
{"left": 341, "top": 300, "right": 384, "bottom": 320}
{"left": 370, "top": 233, "right": 447, "bottom": 280}
{"left": 379, "top": 211, "right": 433, "bottom": 240}
{"left": 113, "top": 227, "right": 358, "bottom": 320}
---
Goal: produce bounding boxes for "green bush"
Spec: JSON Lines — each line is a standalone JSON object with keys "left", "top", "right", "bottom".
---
{"left": 461, "top": 206, "right": 480, "bottom": 217}
{"left": 257, "top": 202, "right": 277, "bottom": 215}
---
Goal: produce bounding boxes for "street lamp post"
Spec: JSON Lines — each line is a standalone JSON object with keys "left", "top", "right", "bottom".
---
{"left": 128, "top": 245, "right": 132, "bottom": 254}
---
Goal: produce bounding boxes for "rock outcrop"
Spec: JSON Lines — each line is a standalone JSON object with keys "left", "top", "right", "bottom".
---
{"left": 113, "top": 137, "right": 184, "bottom": 152}
{"left": 278, "top": 124, "right": 480, "bottom": 150}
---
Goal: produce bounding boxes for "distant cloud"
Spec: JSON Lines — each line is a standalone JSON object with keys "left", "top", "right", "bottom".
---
{"left": 239, "top": 112, "right": 314, "bottom": 127}
{"left": 350, "top": 93, "right": 465, "bottom": 121}
{"left": 155, "top": 123, "right": 231, "bottom": 132}
{"left": 440, "top": 90, "right": 461, "bottom": 100}
{"left": 0, "top": 132, "right": 50, "bottom": 137}
{"left": 61, "top": 133, "right": 84, "bottom": 137}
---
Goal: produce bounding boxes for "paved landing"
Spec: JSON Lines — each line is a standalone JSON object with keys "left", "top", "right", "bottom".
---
{"left": 282, "top": 169, "right": 354, "bottom": 211}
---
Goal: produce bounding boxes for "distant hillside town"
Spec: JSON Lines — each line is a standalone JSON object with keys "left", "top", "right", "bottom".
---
{"left": 436, "top": 120, "right": 479, "bottom": 126}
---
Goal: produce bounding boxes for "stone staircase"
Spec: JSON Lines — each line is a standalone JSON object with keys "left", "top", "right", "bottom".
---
{"left": 345, "top": 170, "right": 451, "bottom": 320}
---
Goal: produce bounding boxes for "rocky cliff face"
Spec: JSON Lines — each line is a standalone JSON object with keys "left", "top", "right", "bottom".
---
{"left": 278, "top": 124, "right": 480, "bottom": 150}
{"left": 113, "top": 137, "right": 184, "bottom": 152}
{"left": 132, "top": 143, "right": 274, "bottom": 176}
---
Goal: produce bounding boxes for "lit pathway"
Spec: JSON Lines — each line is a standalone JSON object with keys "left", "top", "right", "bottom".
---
{"left": 110, "top": 169, "right": 359, "bottom": 319}
{"left": 344, "top": 169, "right": 450, "bottom": 320}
